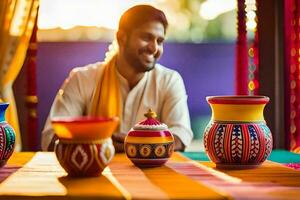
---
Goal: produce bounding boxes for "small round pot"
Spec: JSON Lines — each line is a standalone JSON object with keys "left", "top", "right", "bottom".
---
{"left": 54, "top": 138, "right": 114, "bottom": 177}
{"left": 204, "top": 96, "right": 273, "bottom": 169}
{"left": 124, "top": 109, "right": 174, "bottom": 168}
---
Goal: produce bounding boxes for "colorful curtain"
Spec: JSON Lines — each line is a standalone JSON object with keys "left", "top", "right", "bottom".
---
{"left": 25, "top": 18, "right": 38, "bottom": 151}
{"left": 285, "top": 0, "right": 300, "bottom": 153}
{"left": 0, "top": 0, "right": 39, "bottom": 151}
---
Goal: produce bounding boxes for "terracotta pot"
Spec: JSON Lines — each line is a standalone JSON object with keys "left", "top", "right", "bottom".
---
{"left": 0, "top": 103, "right": 15, "bottom": 167}
{"left": 204, "top": 96, "right": 273, "bottom": 169}
{"left": 54, "top": 138, "right": 114, "bottom": 177}
{"left": 51, "top": 116, "right": 118, "bottom": 176}
{"left": 124, "top": 109, "right": 174, "bottom": 167}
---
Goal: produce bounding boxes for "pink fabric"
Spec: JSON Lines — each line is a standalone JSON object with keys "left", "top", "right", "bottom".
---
{"left": 284, "top": 163, "right": 300, "bottom": 170}
{"left": 285, "top": 0, "right": 300, "bottom": 152}
{"left": 284, "top": 0, "right": 292, "bottom": 151}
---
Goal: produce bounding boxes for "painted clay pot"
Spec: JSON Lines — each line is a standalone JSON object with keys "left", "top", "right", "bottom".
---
{"left": 124, "top": 109, "right": 174, "bottom": 167}
{"left": 51, "top": 116, "right": 118, "bottom": 176}
{"left": 0, "top": 103, "right": 15, "bottom": 167}
{"left": 204, "top": 96, "right": 273, "bottom": 169}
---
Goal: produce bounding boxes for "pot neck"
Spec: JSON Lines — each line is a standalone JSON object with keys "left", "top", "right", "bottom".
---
{"left": 210, "top": 103, "right": 267, "bottom": 122}
{"left": 0, "top": 103, "right": 9, "bottom": 122}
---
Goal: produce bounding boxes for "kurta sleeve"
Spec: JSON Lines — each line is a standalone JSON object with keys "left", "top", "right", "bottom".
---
{"left": 160, "top": 71, "right": 193, "bottom": 147}
{"left": 41, "top": 66, "right": 97, "bottom": 151}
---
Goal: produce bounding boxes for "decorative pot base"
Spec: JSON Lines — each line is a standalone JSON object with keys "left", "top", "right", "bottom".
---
{"left": 130, "top": 158, "right": 168, "bottom": 168}
{"left": 0, "top": 160, "right": 7, "bottom": 168}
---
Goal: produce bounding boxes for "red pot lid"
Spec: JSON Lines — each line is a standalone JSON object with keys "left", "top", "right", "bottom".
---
{"left": 133, "top": 109, "right": 168, "bottom": 131}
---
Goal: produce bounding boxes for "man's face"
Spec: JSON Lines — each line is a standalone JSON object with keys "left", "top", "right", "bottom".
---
{"left": 122, "top": 21, "right": 165, "bottom": 73}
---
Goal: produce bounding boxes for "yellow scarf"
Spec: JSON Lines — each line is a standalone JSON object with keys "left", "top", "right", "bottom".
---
{"left": 90, "top": 55, "right": 122, "bottom": 123}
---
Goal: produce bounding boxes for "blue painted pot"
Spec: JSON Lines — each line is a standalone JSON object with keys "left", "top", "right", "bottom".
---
{"left": 0, "top": 103, "right": 16, "bottom": 167}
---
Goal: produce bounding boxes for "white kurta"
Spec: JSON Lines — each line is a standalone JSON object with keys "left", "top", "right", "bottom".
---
{"left": 41, "top": 62, "right": 193, "bottom": 151}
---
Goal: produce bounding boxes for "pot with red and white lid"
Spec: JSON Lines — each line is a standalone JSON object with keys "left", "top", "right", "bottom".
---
{"left": 124, "top": 109, "right": 175, "bottom": 167}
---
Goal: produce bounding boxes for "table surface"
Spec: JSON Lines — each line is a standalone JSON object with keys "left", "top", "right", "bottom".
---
{"left": 0, "top": 152, "right": 299, "bottom": 200}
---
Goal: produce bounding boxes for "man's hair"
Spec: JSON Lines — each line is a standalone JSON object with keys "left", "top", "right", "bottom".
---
{"left": 118, "top": 5, "right": 168, "bottom": 34}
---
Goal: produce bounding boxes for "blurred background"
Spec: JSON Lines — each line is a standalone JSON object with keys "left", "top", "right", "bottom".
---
{"left": 2, "top": 0, "right": 295, "bottom": 152}
{"left": 16, "top": 0, "right": 241, "bottom": 151}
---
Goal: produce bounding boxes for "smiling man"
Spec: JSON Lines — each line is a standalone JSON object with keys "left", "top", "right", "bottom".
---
{"left": 41, "top": 5, "right": 193, "bottom": 152}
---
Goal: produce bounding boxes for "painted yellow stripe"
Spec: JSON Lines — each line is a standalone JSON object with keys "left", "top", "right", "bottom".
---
{"left": 125, "top": 136, "right": 174, "bottom": 144}
{"left": 211, "top": 104, "right": 266, "bottom": 122}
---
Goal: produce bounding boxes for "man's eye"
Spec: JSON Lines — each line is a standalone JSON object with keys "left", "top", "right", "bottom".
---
{"left": 157, "top": 39, "right": 164, "bottom": 45}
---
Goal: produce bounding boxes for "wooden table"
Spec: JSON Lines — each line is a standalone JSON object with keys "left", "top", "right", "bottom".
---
{"left": 0, "top": 152, "right": 299, "bottom": 200}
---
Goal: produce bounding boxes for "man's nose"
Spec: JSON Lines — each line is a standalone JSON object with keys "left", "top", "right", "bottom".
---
{"left": 147, "top": 41, "right": 158, "bottom": 54}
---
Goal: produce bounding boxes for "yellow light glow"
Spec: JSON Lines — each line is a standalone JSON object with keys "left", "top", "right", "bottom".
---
{"left": 246, "top": 10, "right": 256, "bottom": 20}
{"left": 246, "top": 21, "right": 257, "bottom": 31}
{"left": 199, "top": 0, "right": 236, "bottom": 20}
{"left": 38, "top": 0, "right": 157, "bottom": 30}
{"left": 248, "top": 80, "right": 255, "bottom": 91}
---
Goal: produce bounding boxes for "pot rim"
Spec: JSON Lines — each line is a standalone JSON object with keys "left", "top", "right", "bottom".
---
{"left": 51, "top": 116, "right": 119, "bottom": 124}
{"left": 206, "top": 95, "right": 269, "bottom": 104}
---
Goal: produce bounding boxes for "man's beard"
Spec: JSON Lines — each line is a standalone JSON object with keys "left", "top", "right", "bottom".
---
{"left": 124, "top": 44, "right": 156, "bottom": 73}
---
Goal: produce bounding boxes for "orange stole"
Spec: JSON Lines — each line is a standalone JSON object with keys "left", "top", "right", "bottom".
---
{"left": 90, "top": 56, "right": 122, "bottom": 122}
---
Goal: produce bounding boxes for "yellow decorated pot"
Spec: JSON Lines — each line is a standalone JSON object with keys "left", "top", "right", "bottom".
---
{"left": 204, "top": 96, "right": 273, "bottom": 169}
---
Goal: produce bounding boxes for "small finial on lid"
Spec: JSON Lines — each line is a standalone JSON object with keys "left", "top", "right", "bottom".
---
{"left": 144, "top": 109, "right": 157, "bottom": 119}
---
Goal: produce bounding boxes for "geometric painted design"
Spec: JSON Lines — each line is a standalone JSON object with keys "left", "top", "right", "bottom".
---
{"left": 54, "top": 138, "right": 115, "bottom": 177}
{"left": 203, "top": 121, "right": 213, "bottom": 153}
{"left": 139, "top": 145, "right": 152, "bottom": 157}
{"left": 100, "top": 139, "right": 114, "bottom": 164}
{"left": 231, "top": 125, "right": 243, "bottom": 161}
{"left": 214, "top": 124, "right": 225, "bottom": 161}
{"left": 248, "top": 125, "right": 260, "bottom": 161}
{"left": 259, "top": 123, "right": 273, "bottom": 161}
{"left": 3, "top": 126, "right": 15, "bottom": 160}
{"left": 0, "top": 122, "right": 15, "bottom": 167}
{"left": 126, "top": 144, "right": 137, "bottom": 157}
{"left": 204, "top": 121, "right": 273, "bottom": 167}
{"left": 154, "top": 145, "right": 166, "bottom": 157}
{"left": 71, "top": 145, "right": 88, "bottom": 170}
{"left": 124, "top": 142, "right": 174, "bottom": 167}
{"left": 168, "top": 143, "right": 174, "bottom": 157}
{"left": 0, "top": 127, "right": 5, "bottom": 160}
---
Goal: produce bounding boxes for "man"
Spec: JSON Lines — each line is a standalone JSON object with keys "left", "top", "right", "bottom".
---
{"left": 41, "top": 5, "right": 193, "bottom": 152}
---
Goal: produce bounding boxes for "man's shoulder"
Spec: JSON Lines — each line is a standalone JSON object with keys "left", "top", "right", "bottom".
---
{"left": 154, "top": 63, "right": 178, "bottom": 74}
{"left": 70, "top": 62, "right": 103, "bottom": 76}
{"left": 152, "top": 64, "right": 182, "bottom": 79}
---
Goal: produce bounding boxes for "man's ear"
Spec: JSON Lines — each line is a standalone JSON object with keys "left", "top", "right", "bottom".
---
{"left": 116, "top": 30, "right": 127, "bottom": 47}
